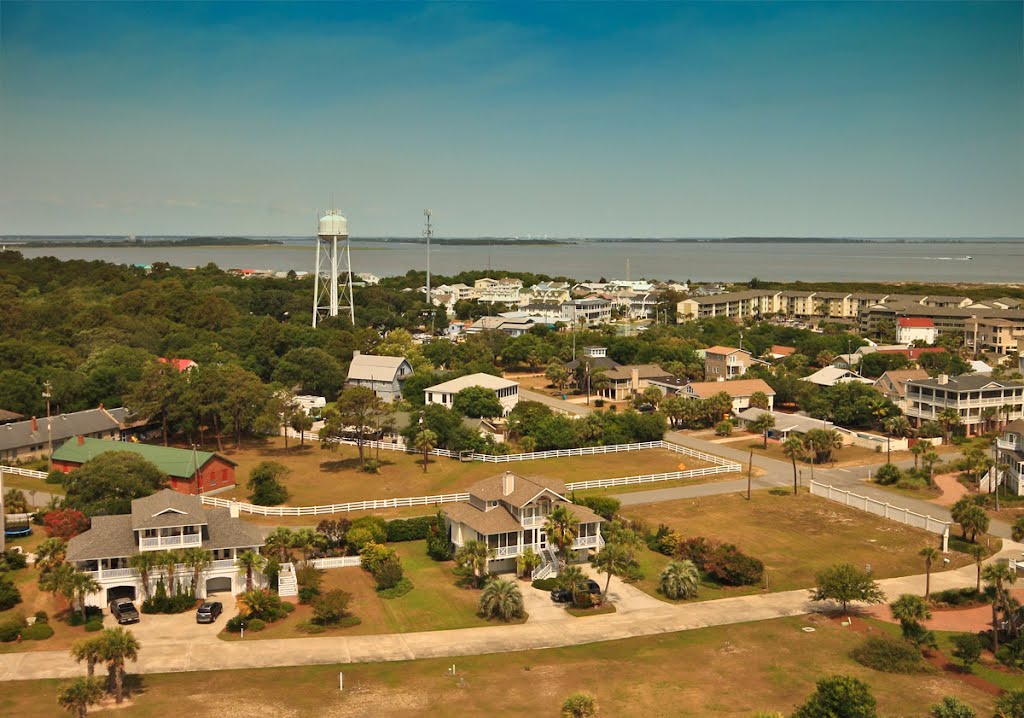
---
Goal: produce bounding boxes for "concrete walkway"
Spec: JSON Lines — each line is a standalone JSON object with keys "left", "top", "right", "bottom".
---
{"left": 3, "top": 542, "right": 1020, "bottom": 681}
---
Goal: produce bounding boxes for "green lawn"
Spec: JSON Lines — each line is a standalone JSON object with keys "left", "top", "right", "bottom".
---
{"left": 623, "top": 490, "right": 982, "bottom": 598}
{"left": 1, "top": 616, "right": 1007, "bottom": 717}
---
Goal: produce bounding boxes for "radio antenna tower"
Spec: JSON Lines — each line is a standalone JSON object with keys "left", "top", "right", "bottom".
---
{"left": 423, "top": 209, "right": 433, "bottom": 305}
{"left": 312, "top": 209, "right": 355, "bottom": 327}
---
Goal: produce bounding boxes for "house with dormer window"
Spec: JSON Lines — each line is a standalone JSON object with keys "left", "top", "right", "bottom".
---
{"left": 442, "top": 471, "right": 604, "bottom": 579}
{"left": 65, "top": 490, "right": 265, "bottom": 605}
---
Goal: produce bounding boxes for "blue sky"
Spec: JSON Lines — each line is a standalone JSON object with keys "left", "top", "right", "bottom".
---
{"left": 1, "top": 1, "right": 1021, "bottom": 237}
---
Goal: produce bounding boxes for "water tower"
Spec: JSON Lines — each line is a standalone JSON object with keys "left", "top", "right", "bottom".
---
{"left": 312, "top": 209, "right": 355, "bottom": 327}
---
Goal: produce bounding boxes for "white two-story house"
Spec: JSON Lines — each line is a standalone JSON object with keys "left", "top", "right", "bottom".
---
{"left": 443, "top": 471, "right": 604, "bottom": 578}
{"left": 66, "top": 490, "right": 265, "bottom": 605}
{"left": 905, "top": 374, "right": 1024, "bottom": 437}
{"left": 993, "top": 420, "right": 1024, "bottom": 496}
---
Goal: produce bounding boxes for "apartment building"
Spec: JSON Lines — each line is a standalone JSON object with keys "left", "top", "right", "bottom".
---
{"left": 560, "top": 298, "right": 613, "bottom": 326}
{"left": 965, "top": 316, "right": 1024, "bottom": 356}
{"left": 476, "top": 277, "right": 524, "bottom": 305}
{"left": 904, "top": 374, "right": 1024, "bottom": 436}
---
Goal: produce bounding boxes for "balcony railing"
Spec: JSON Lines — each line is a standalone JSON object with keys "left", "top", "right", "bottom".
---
{"left": 520, "top": 516, "right": 546, "bottom": 528}
{"left": 139, "top": 534, "right": 202, "bottom": 550}
{"left": 998, "top": 438, "right": 1022, "bottom": 452}
{"left": 571, "top": 535, "right": 601, "bottom": 549}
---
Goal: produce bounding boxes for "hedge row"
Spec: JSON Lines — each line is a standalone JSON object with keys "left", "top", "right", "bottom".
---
{"left": 385, "top": 515, "right": 437, "bottom": 543}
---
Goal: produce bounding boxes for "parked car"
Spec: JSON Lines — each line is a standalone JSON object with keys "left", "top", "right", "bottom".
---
{"left": 195, "top": 601, "right": 224, "bottom": 624}
{"left": 550, "top": 579, "right": 601, "bottom": 603}
{"left": 109, "top": 599, "right": 140, "bottom": 625}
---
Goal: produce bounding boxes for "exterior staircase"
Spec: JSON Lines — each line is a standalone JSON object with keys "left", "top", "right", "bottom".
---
{"left": 277, "top": 562, "right": 298, "bottom": 597}
{"left": 531, "top": 547, "right": 560, "bottom": 581}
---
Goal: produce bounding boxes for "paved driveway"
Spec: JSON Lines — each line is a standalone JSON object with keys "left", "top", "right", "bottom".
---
{"left": 114, "top": 593, "right": 236, "bottom": 644}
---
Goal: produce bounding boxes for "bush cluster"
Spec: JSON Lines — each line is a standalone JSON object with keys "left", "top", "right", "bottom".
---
{"left": 676, "top": 536, "right": 764, "bottom": 586}
{"left": 0, "top": 550, "right": 28, "bottom": 572}
{"left": 67, "top": 606, "right": 104, "bottom": 626}
{"left": 360, "top": 542, "right": 406, "bottom": 591}
{"left": 647, "top": 524, "right": 680, "bottom": 556}
{"left": 0, "top": 615, "right": 26, "bottom": 642}
{"left": 141, "top": 581, "right": 196, "bottom": 614}
{"left": 531, "top": 578, "right": 560, "bottom": 591}
{"left": 577, "top": 496, "right": 621, "bottom": 521}
{"left": 21, "top": 622, "right": 54, "bottom": 640}
{"left": 932, "top": 587, "right": 986, "bottom": 607}
{"left": 0, "top": 576, "right": 22, "bottom": 611}
{"left": 425, "top": 511, "right": 452, "bottom": 562}
{"left": 851, "top": 635, "right": 928, "bottom": 674}
{"left": 385, "top": 516, "right": 436, "bottom": 542}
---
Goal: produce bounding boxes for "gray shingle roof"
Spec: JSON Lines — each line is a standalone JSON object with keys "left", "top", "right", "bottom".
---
{"left": 0, "top": 407, "right": 123, "bottom": 452}
{"left": 131, "top": 491, "right": 207, "bottom": 529}
{"left": 66, "top": 515, "right": 137, "bottom": 561}
{"left": 907, "top": 375, "right": 1021, "bottom": 392}
{"left": 346, "top": 354, "right": 411, "bottom": 382}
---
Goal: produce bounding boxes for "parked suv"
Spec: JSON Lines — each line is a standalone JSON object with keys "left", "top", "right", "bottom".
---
{"left": 550, "top": 579, "right": 601, "bottom": 603}
{"left": 196, "top": 601, "right": 223, "bottom": 624}
{"left": 109, "top": 599, "right": 140, "bottom": 625}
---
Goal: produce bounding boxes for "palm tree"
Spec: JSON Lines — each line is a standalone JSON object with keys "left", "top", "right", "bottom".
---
{"left": 4, "top": 488, "right": 28, "bottom": 513}
{"left": 938, "top": 407, "right": 961, "bottom": 444}
{"left": 68, "top": 571, "right": 101, "bottom": 623}
{"left": 981, "top": 406, "right": 998, "bottom": 434}
{"left": 889, "top": 593, "right": 931, "bottom": 624}
{"left": 557, "top": 565, "right": 588, "bottom": 606}
{"left": 264, "top": 527, "right": 294, "bottom": 563}
{"left": 782, "top": 436, "right": 804, "bottom": 494}
{"left": 920, "top": 547, "right": 940, "bottom": 601}
{"left": 561, "top": 691, "right": 599, "bottom": 718}
{"left": 516, "top": 547, "right": 542, "bottom": 579}
{"left": 180, "top": 547, "right": 213, "bottom": 596}
{"left": 127, "top": 553, "right": 158, "bottom": 601}
{"left": 884, "top": 416, "right": 912, "bottom": 439}
{"left": 591, "top": 542, "right": 632, "bottom": 605}
{"left": 750, "top": 413, "right": 776, "bottom": 449}
{"left": 57, "top": 676, "right": 106, "bottom": 718}
{"left": 235, "top": 550, "right": 267, "bottom": 591}
{"left": 921, "top": 449, "right": 941, "bottom": 484}
{"left": 290, "top": 528, "right": 320, "bottom": 562}
{"left": 1002, "top": 404, "right": 1016, "bottom": 430}
{"left": 70, "top": 635, "right": 106, "bottom": 678}
{"left": 968, "top": 544, "right": 985, "bottom": 593}
{"left": 659, "top": 559, "right": 700, "bottom": 600}
{"left": 544, "top": 505, "right": 579, "bottom": 569}
{"left": 35, "top": 537, "right": 68, "bottom": 575}
{"left": 454, "top": 540, "right": 492, "bottom": 587}
{"left": 983, "top": 562, "right": 1017, "bottom": 653}
{"left": 39, "top": 563, "right": 76, "bottom": 610}
{"left": 236, "top": 588, "right": 276, "bottom": 619}
{"left": 413, "top": 428, "right": 437, "bottom": 473}
{"left": 911, "top": 441, "right": 929, "bottom": 472}
{"left": 99, "top": 627, "right": 140, "bottom": 705}
{"left": 477, "top": 578, "right": 525, "bottom": 621}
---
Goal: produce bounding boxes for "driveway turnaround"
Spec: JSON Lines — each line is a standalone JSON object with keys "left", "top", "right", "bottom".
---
{"left": 2, "top": 543, "right": 1018, "bottom": 682}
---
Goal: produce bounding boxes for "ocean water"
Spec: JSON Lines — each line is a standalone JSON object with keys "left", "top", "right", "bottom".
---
{"left": 5, "top": 239, "right": 1023, "bottom": 284}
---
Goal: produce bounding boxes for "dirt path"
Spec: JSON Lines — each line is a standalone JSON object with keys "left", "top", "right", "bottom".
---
{"left": 865, "top": 588, "right": 1024, "bottom": 632}
{"left": 932, "top": 472, "right": 969, "bottom": 508}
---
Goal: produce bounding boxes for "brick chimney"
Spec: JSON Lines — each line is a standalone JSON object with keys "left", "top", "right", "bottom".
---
{"left": 502, "top": 471, "right": 515, "bottom": 496}
{"left": 31, "top": 416, "right": 37, "bottom": 432}
{"left": 77, "top": 435, "right": 84, "bottom": 445}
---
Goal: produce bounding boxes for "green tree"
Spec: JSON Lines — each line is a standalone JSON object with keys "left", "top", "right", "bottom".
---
{"left": 99, "top": 626, "right": 141, "bottom": 704}
{"left": 413, "top": 428, "right": 438, "bottom": 473}
{"left": 57, "top": 676, "right": 106, "bottom": 718}
{"left": 968, "top": 544, "right": 985, "bottom": 593}
{"left": 809, "top": 564, "right": 885, "bottom": 615}
{"left": 63, "top": 452, "right": 168, "bottom": 516}
{"left": 321, "top": 385, "right": 383, "bottom": 468}
{"left": 127, "top": 552, "right": 159, "bottom": 600}
{"left": 126, "top": 360, "right": 184, "bottom": 446}
{"left": 235, "top": 550, "right": 267, "bottom": 592}
{"left": 545, "top": 361, "right": 569, "bottom": 392}
{"left": 272, "top": 347, "right": 345, "bottom": 398}
{"left": 544, "top": 505, "right": 580, "bottom": 569}
{"left": 218, "top": 364, "right": 273, "bottom": 449}
{"left": 561, "top": 692, "right": 599, "bottom": 718}
{"left": 67, "top": 570, "right": 101, "bottom": 623}
{"left": 246, "top": 461, "right": 290, "bottom": 506}
{"left": 983, "top": 562, "right": 1017, "bottom": 653}
{"left": 792, "top": 675, "right": 877, "bottom": 718}
{"left": 994, "top": 691, "right": 1024, "bottom": 718}
{"left": 928, "top": 697, "right": 975, "bottom": 718}
{"left": 478, "top": 578, "right": 525, "bottom": 621}
{"left": 180, "top": 547, "right": 213, "bottom": 595}
{"left": 516, "top": 547, "right": 542, "bottom": 579}
{"left": 454, "top": 540, "right": 491, "bottom": 588}
{"left": 749, "top": 413, "right": 776, "bottom": 449}
{"left": 920, "top": 546, "right": 941, "bottom": 601}
{"left": 312, "top": 589, "right": 352, "bottom": 626}
{"left": 35, "top": 537, "right": 67, "bottom": 575}
{"left": 659, "top": 559, "right": 700, "bottom": 600}
{"left": 453, "top": 386, "right": 504, "bottom": 418}
{"left": 749, "top": 390, "right": 770, "bottom": 410}
{"left": 264, "top": 527, "right": 295, "bottom": 563}
{"left": 782, "top": 435, "right": 805, "bottom": 494}
{"left": 921, "top": 448, "right": 942, "bottom": 484}
{"left": 911, "top": 440, "right": 929, "bottom": 471}
{"left": 70, "top": 635, "right": 106, "bottom": 679}
{"left": 950, "top": 633, "right": 982, "bottom": 673}
{"left": 938, "top": 407, "right": 962, "bottom": 444}
{"left": 591, "top": 542, "right": 634, "bottom": 605}
{"left": 289, "top": 410, "right": 314, "bottom": 447}
{"left": 803, "top": 428, "right": 843, "bottom": 464}
{"left": 557, "top": 565, "right": 589, "bottom": 606}
{"left": 890, "top": 593, "right": 931, "bottom": 624}
{"left": 4, "top": 488, "right": 28, "bottom": 513}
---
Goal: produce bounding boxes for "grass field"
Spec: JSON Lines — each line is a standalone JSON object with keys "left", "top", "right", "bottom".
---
{"left": 0, "top": 616, "right": 1007, "bottom": 717}
{"left": 622, "top": 490, "right": 982, "bottom": 601}
{"left": 220, "top": 541, "right": 492, "bottom": 640}
{"left": 213, "top": 436, "right": 715, "bottom": 507}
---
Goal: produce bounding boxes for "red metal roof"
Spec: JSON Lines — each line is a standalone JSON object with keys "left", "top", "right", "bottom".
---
{"left": 897, "top": 317, "right": 935, "bottom": 328}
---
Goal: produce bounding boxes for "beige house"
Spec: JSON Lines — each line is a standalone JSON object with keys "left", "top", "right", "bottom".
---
{"left": 965, "top": 316, "right": 1024, "bottom": 356}
{"left": 682, "top": 379, "right": 776, "bottom": 413}
{"left": 874, "top": 369, "right": 930, "bottom": 412}
{"left": 596, "top": 364, "right": 672, "bottom": 402}
{"left": 443, "top": 471, "right": 604, "bottom": 578}
{"left": 703, "top": 346, "right": 752, "bottom": 380}
{"left": 991, "top": 420, "right": 1024, "bottom": 495}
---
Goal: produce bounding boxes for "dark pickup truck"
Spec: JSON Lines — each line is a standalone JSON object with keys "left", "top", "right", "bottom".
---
{"left": 109, "top": 599, "right": 140, "bottom": 625}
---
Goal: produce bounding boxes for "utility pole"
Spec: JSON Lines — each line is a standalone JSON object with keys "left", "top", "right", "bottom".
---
{"left": 747, "top": 450, "right": 753, "bottom": 500}
{"left": 424, "top": 209, "right": 433, "bottom": 332}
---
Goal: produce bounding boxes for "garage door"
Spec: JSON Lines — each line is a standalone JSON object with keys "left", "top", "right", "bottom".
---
{"left": 106, "top": 586, "right": 136, "bottom": 602}
{"left": 206, "top": 577, "right": 232, "bottom": 595}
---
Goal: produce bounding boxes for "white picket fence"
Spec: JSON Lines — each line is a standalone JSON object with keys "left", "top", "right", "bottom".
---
{"left": 565, "top": 464, "right": 739, "bottom": 491}
{"left": 809, "top": 480, "right": 950, "bottom": 551}
{"left": 0, "top": 465, "right": 49, "bottom": 479}
{"left": 309, "top": 556, "right": 362, "bottom": 569}
{"left": 202, "top": 492, "right": 471, "bottom": 517}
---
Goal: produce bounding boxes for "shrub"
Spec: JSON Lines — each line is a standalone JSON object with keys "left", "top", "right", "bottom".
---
{"left": 42, "top": 508, "right": 91, "bottom": 540}
{"left": 0, "top": 576, "right": 22, "bottom": 611}
{"left": 0, "top": 549, "right": 28, "bottom": 571}
{"left": 951, "top": 633, "right": 982, "bottom": 671}
{"left": 360, "top": 542, "right": 398, "bottom": 575}
{"left": 84, "top": 620, "right": 103, "bottom": 632}
{"left": 312, "top": 589, "right": 352, "bottom": 625}
{"left": 350, "top": 516, "right": 387, "bottom": 545}
{"left": 646, "top": 524, "right": 678, "bottom": 556}
{"left": 67, "top": 606, "right": 103, "bottom": 626}
{"left": 994, "top": 692, "right": 1024, "bottom": 718}
{"left": 282, "top": 601, "right": 296, "bottom": 613}
{"left": 377, "top": 578, "right": 414, "bottom": 599}
{"left": 932, "top": 587, "right": 985, "bottom": 607}
{"left": 676, "top": 536, "right": 715, "bottom": 566}
{"left": 851, "top": 635, "right": 928, "bottom": 673}
{"left": 225, "top": 615, "right": 245, "bottom": 633}
{"left": 374, "top": 557, "right": 404, "bottom": 590}
{"left": 361, "top": 458, "right": 382, "bottom": 474}
{"left": 33, "top": 611, "right": 49, "bottom": 624}
{"left": 704, "top": 544, "right": 764, "bottom": 586}
{"left": 561, "top": 691, "right": 599, "bottom": 718}
{"left": 929, "top": 696, "right": 975, "bottom": 718}
{"left": 385, "top": 515, "right": 436, "bottom": 542}
{"left": 873, "top": 463, "right": 902, "bottom": 486}
{"left": 295, "top": 620, "right": 326, "bottom": 634}
{"left": 578, "top": 495, "right": 621, "bottom": 521}
{"left": 297, "top": 587, "right": 320, "bottom": 605}
{"left": 532, "top": 578, "right": 560, "bottom": 591}
{"left": 425, "top": 511, "right": 452, "bottom": 561}
{"left": 715, "top": 420, "right": 733, "bottom": 437}
{"left": 21, "top": 622, "right": 54, "bottom": 640}
{"left": 247, "top": 618, "right": 266, "bottom": 632}
{"left": 0, "top": 616, "right": 27, "bottom": 642}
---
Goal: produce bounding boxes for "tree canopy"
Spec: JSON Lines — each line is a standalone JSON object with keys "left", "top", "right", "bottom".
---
{"left": 63, "top": 452, "right": 168, "bottom": 516}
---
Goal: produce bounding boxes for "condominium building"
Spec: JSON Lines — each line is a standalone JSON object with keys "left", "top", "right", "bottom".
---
{"left": 904, "top": 374, "right": 1024, "bottom": 436}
